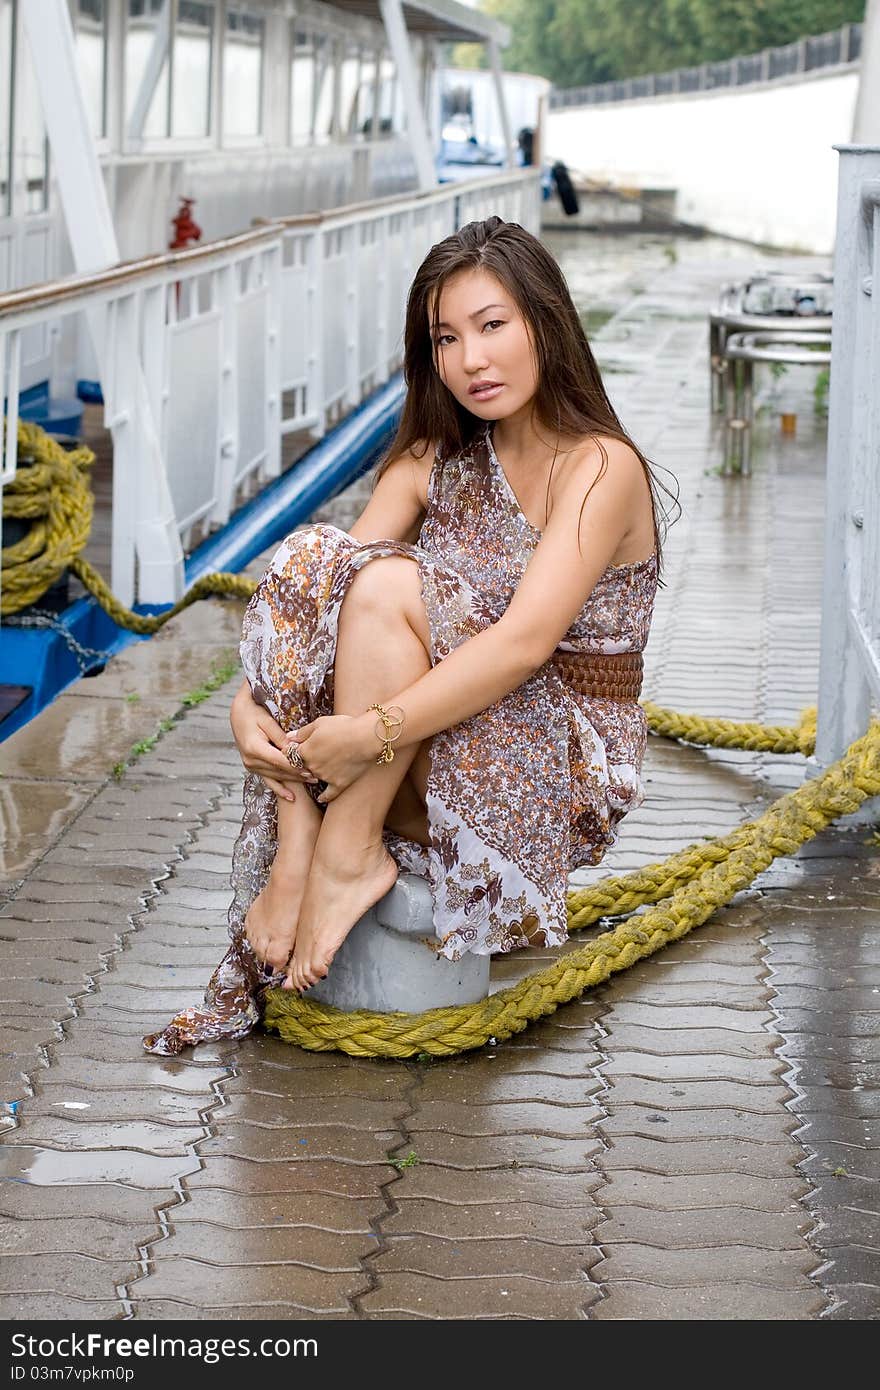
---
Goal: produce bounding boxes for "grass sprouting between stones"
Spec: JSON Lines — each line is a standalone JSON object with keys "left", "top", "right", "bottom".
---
{"left": 111, "top": 652, "right": 241, "bottom": 779}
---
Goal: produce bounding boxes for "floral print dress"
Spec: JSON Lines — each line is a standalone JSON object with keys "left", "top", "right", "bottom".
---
{"left": 143, "top": 421, "right": 658, "bottom": 1056}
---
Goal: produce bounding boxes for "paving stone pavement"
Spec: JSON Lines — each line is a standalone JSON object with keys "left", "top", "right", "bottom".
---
{"left": 1, "top": 245, "right": 878, "bottom": 1321}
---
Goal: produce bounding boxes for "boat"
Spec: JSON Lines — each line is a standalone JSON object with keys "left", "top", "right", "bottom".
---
{"left": 0, "top": 0, "right": 546, "bottom": 738}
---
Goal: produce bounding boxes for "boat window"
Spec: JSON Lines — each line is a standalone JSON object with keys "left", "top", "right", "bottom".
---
{"left": 357, "top": 48, "right": 378, "bottom": 138}
{"left": 0, "top": 0, "right": 11, "bottom": 214}
{"left": 313, "top": 32, "right": 336, "bottom": 142}
{"left": 224, "top": 7, "right": 264, "bottom": 139}
{"left": 339, "top": 39, "right": 362, "bottom": 138}
{"left": 173, "top": 0, "right": 212, "bottom": 139}
{"left": 290, "top": 27, "right": 315, "bottom": 144}
{"left": 17, "top": 8, "right": 49, "bottom": 212}
{"left": 126, "top": 0, "right": 171, "bottom": 139}
{"left": 72, "top": 0, "right": 107, "bottom": 140}
{"left": 377, "top": 50, "right": 400, "bottom": 136}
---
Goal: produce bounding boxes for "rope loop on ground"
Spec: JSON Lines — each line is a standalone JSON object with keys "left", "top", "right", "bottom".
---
{"left": 263, "top": 714, "right": 879, "bottom": 1057}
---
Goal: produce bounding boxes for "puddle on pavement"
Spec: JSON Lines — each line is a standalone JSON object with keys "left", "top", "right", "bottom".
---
{"left": 0, "top": 1144, "right": 200, "bottom": 1188}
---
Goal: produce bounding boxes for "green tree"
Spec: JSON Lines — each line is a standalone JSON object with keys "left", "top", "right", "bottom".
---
{"left": 459, "top": 0, "right": 867, "bottom": 85}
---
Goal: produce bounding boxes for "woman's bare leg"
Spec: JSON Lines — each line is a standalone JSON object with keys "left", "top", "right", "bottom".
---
{"left": 244, "top": 790, "right": 322, "bottom": 973}
{"left": 286, "top": 557, "right": 433, "bottom": 991}
{"left": 385, "top": 765, "right": 431, "bottom": 847}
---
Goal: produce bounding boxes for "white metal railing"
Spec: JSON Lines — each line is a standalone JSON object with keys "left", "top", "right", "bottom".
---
{"left": 0, "top": 226, "right": 282, "bottom": 609}
{"left": 816, "top": 144, "right": 880, "bottom": 770}
{"left": 274, "top": 170, "right": 542, "bottom": 436}
{"left": 0, "top": 168, "right": 541, "bottom": 613}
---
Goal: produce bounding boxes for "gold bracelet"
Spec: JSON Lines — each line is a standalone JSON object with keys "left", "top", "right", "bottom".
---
{"left": 367, "top": 703, "right": 405, "bottom": 764}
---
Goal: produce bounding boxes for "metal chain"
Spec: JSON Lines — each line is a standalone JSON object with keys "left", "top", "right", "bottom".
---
{"left": 4, "top": 609, "right": 112, "bottom": 673}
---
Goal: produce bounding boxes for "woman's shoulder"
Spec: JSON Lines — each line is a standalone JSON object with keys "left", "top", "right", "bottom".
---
{"left": 554, "top": 432, "right": 646, "bottom": 500}
{"left": 379, "top": 440, "right": 441, "bottom": 511}
{"left": 567, "top": 431, "right": 643, "bottom": 474}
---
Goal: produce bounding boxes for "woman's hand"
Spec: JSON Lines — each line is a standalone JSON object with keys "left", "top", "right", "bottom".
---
{"left": 229, "top": 681, "right": 319, "bottom": 802}
{"left": 287, "top": 714, "right": 376, "bottom": 803}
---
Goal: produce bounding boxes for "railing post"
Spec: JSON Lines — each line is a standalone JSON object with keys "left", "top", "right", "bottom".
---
{"left": 376, "top": 214, "right": 390, "bottom": 382}
{"left": 815, "top": 145, "right": 880, "bottom": 801}
{"left": 264, "top": 241, "right": 282, "bottom": 479}
{"left": 214, "top": 262, "right": 239, "bottom": 523}
{"left": 343, "top": 223, "right": 360, "bottom": 409}
{"left": 104, "top": 296, "right": 138, "bottom": 608}
{"left": 305, "top": 229, "right": 326, "bottom": 439}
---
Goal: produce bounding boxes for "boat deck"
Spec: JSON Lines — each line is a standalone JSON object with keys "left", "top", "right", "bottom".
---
{"left": 71, "top": 407, "right": 318, "bottom": 606}
{"left": 1, "top": 249, "right": 878, "bottom": 1321}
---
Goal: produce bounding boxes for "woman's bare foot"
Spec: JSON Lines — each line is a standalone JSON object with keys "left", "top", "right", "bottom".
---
{"left": 245, "top": 867, "right": 308, "bottom": 973}
{"left": 284, "top": 841, "right": 399, "bottom": 991}
{"left": 246, "top": 792, "right": 322, "bottom": 973}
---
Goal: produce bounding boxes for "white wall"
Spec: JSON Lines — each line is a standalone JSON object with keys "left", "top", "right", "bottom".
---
{"left": 547, "top": 69, "right": 859, "bottom": 253}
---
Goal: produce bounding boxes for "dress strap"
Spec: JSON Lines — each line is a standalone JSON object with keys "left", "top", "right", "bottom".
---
{"left": 426, "top": 442, "right": 446, "bottom": 507}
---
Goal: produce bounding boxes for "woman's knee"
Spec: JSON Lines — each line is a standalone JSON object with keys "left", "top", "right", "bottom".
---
{"left": 344, "top": 556, "right": 423, "bottom": 617}
{"left": 267, "top": 522, "right": 351, "bottom": 582}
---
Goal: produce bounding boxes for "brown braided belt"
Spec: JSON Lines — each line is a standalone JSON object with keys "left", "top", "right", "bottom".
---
{"left": 550, "top": 649, "right": 644, "bottom": 701}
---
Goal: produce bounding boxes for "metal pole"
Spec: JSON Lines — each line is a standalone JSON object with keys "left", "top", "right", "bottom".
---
{"left": 378, "top": 0, "right": 436, "bottom": 192}
{"left": 487, "top": 36, "right": 514, "bottom": 168}
{"left": 853, "top": 0, "right": 880, "bottom": 142}
{"left": 21, "top": 0, "right": 184, "bottom": 605}
{"left": 815, "top": 145, "right": 880, "bottom": 778}
{"left": 126, "top": 0, "right": 172, "bottom": 142}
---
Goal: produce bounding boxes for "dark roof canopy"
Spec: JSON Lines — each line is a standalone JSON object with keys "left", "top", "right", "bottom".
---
{"left": 325, "top": 0, "right": 510, "bottom": 46}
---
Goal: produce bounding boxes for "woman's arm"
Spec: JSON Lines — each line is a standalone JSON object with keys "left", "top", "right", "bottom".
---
{"left": 229, "top": 444, "right": 435, "bottom": 786}
{"left": 346, "top": 445, "right": 434, "bottom": 544}
{"left": 376, "top": 438, "right": 649, "bottom": 746}
{"left": 294, "top": 439, "right": 652, "bottom": 791}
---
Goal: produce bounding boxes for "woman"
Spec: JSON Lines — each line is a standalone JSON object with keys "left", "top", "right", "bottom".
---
{"left": 143, "top": 216, "right": 677, "bottom": 1057}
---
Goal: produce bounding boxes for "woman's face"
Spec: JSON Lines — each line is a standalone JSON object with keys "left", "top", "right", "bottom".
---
{"left": 430, "top": 268, "right": 538, "bottom": 419}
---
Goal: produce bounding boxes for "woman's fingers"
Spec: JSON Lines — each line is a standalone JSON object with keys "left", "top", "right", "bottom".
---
{"left": 260, "top": 775, "right": 296, "bottom": 802}
{"left": 288, "top": 719, "right": 316, "bottom": 744}
{"left": 257, "top": 709, "right": 291, "bottom": 751}
{"left": 246, "top": 735, "right": 318, "bottom": 784}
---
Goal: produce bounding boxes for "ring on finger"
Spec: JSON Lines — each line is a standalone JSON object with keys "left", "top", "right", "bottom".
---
{"left": 286, "top": 743, "right": 305, "bottom": 770}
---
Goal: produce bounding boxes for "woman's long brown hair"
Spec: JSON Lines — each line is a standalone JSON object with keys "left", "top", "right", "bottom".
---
{"left": 374, "top": 215, "right": 680, "bottom": 582}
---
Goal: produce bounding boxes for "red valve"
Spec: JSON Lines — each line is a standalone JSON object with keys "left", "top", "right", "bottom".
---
{"left": 170, "top": 197, "right": 202, "bottom": 251}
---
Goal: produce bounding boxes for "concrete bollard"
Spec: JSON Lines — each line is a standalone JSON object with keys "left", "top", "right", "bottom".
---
{"left": 307, "top": 873, "right": 490, "bottom": 1013}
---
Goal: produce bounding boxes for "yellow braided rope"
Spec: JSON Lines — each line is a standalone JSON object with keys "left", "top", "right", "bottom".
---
{"left": 1, "top": 421, "right": 95, "bottom": 615}
{"left": 2, "top": 418, "right": 258, "bottom": 624}
{"left": 641, "top": 699, "right": 817, "bottom": 756}
{"left": 68, "top": 558, "right": 257, "bottom": 633}
{"left": 262, "top": 714, "right": 879, "bottom": 1057}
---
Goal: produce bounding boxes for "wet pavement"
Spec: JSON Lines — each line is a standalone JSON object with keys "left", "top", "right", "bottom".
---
{"left": 1, "top": 239, "right": 879, "bottom": 1320}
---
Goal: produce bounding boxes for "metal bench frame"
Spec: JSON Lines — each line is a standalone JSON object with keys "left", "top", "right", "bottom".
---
{"left": 720, "top": 329, "right": 832, "bottom": 475}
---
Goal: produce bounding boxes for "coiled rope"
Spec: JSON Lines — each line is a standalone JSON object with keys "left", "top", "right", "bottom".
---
{"left": 5, "top": 419, "right": 878, "bottom": 1059}
{"left": 1, "top": 419, "right": 255, "bottom": 623}
{"left": 263, "top": 711, "right": 879, "bottom": 1057}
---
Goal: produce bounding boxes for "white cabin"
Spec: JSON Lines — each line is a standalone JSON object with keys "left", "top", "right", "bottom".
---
{"left": 0, "top": 0, "right": 542, "bottom": 633}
